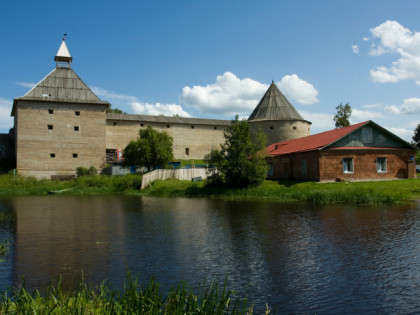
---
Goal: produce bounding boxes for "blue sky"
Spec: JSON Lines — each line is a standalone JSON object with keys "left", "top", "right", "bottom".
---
{"left": 1, "top": 0, "right": 420, "bottom": 141}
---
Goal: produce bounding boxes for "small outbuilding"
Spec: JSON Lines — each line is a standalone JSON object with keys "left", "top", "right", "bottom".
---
{"left": 266, "top": 121, "right": 417, "bottom": 181}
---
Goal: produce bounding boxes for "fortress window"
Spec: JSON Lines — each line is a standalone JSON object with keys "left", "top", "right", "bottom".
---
{"left": 167, "top": 124, "right": 170, "bottom": 128}
{"left": 191, "top": 126, "right": 194, "bottom": 129}
{"left": 140, "top": 123, "right": 144, "bottom": 127}
{"left": 50, "top": 153, "right": 55, "bottom": 158}
{"left": 48, "top": 109, "right": 54, "bottom": 114}
{"left": 72, "top": 153, "right": 78, "bottom": 158}
{"left": 293, "top": 126, "right": 297, "bottom": 130}
{"left": 185, "top": 148, "right": 190, "bottom": 156}
{"left": 74, "top": 126, "right": 79, "bottom": 131}
{"left": 47, "top": 125, "right": 53, "bottom": 130}
{"left": 270, "top": 126, "right": 274, "bottom": 130}
{"left": 214, "top": 127, "right": 217, "bottom": 130}
{"left": 113, "top": 122, "right": 117, "bottom": 126}
{"left": 75, "top": 111, "right": 80, "bottom": 116}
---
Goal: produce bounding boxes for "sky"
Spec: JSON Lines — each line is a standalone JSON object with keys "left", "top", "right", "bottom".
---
{"left": 1, "top": 0, "right": 420, "bottom": 141}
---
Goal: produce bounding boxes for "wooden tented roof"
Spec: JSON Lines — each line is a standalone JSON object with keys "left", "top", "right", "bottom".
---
{"left": 248, "top": 81, "right": 310, "bottom": 123}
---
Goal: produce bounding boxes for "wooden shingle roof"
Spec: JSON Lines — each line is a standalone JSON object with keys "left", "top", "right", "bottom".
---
{"left": 107, "top": 113, "right": 232, "bottom": 126}
{"left": 12, "top": 68, "right": 109, "bottom": 115}
{"left": 248, "top": 81, "right": 310, "bottom": 123}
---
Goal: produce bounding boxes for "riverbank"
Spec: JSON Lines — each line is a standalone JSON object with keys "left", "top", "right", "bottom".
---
{"left": 137, "top": 178, "right": 420, "bottom": 204}
{"left": 0, "top": 275, "right": 253, "bottom": 314}
{"left": 0, "top": 174, "right": 418, "bottom": 204}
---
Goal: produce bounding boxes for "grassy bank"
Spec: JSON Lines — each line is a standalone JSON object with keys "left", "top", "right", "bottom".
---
{"left": 138, "top": 178, "right": 420, "bottom": 204}
{"left": 0, "top": 174, "right": 142, "bottom": 196}
{"left": 0, "top": 174, "right": 419, "bottom": 205}
{"left": 0, "top": 276, "right": 254, "bottom": 314}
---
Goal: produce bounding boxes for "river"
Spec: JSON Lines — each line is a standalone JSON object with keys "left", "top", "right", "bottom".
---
{"left": 0, "top": 195, "right": 419, "bottom": 313}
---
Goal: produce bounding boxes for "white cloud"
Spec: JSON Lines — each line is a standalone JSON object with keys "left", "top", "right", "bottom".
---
{"left": 352, "top": 44, "right": 359, "bottom": 54}
{"left": 180, "top": 72, "right": 267, "bottom": 116}
{"left": 351, "top": 109, "right": 384, "bottom": 121}
{"left": 91, "top": 86, "right": 191, "bottom": 117}
{"left": 363, "top": 37, "right": 370, "bottom": 41}
{"left": 385, "top": 97, "right": 420, "bottom": 115}
{"left": 369, "top": 20, "right": 420, "bottom": 85}
{"left": 180, "top": 72, "right": 319, "bottom": 117}
{"left": 300, "top": 111, "right": 335, "bottom": 130}
{"left": 15, "top": 82, "right": 36, "bottom": 89}
{"left": 131, "top": 102, "right": 191, "bottom": 117}
{"left": 384, "top": 126, "right": 414, "bottom": 142}
{"left": 277, "top": 74, "right": 319, "bottom": 105}
{"left": 0, "top": 98, "right": 13, "bottom": 130}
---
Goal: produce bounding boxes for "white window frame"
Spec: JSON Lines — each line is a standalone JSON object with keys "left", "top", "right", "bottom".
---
{"left": 343, "top": 157, "right": 354, "bottom": 174}
{"left": 377, "top": 157, "right": 387, "bottom": 173}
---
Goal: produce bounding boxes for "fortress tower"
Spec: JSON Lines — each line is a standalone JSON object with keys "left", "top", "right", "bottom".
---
{"left": 11, "top": 38, "right": 109, "bottom": 178}
{"left": 248, "top": 81, "right": 311, "bottom": 145}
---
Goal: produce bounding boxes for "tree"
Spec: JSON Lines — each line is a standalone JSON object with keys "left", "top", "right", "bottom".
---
{"left": 106, "top": 105, "right": 126, "bottom": 114}
{"left": 413, "top": 124, "right": 420, "bottom": 148}
{"left": 217, "top": 115, "right": 268, "bottom": 188}
{"left": 333, "top": 103, "right": 352, "bottom": 128}
{"left": 122, "top": 126, "right": 174, "bottom": 171}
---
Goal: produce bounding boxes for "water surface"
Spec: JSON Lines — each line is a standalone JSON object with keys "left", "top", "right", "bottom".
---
{"left": 0, "top": 195, "right": 419, "bottom": 313}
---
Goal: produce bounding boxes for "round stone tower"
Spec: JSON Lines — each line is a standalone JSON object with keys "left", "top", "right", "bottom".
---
{"left": 248, "top": 81, "right": 311, "bottom": 145}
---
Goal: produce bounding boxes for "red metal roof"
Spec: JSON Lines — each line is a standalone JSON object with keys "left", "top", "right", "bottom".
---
{"left": 267, "top": 121, "right": 370, "bottom": 156}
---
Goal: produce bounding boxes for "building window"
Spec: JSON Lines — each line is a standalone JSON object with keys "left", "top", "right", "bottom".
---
{"left": 72, "top": 153, "right": 78, "bottom": 158}
{"left": 293, "top": 126, "right": 297, "bottom": 130}
{"left": 74, "top": 126, "right": 79, "bottom": 131}
{"left": 301, "top": 159, "right": 307, "bottom": 176}
{"left": 377, "top": 157, "right": 387, "bottom": 173}
{"left": 343, "top": 158, "right": 354, "bottom": 174}
{"left": 214, "top": 127, "right": 217, "bottom": 130}
{"left": 47, "top": 125, "right": 53, "bottom": 130}
{"left": 191, "top": 126, "right": 194, "bottom": 129}
{"left": 268, "top": 163, "right": 274, "bottom": 176}
{"left": 167, "top": 124, "right": 170, "bottom": 128}
{"left": 270, "top": 126, "right": 274, "bottom": 130}
{"left": 113, "top": 122, "right": 117, "bottom": 126}
{"left": 50, "top": 153, "right": 55, "bottom": 158}
{"left": 185, "top": 148, "right": 190, "bottom": 156}
{"left": 140, "top": 123, "right": 144, "bottom": 127}
{"left": 75, "top": 111, "right": 80, "bottom": 116}
{"left": 48, "top": 109, "right": 54, "bottom": 114}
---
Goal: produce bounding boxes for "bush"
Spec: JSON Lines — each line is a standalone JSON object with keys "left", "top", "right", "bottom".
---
{"left": 76, "top": 166, "right": 97, "bottom": 177}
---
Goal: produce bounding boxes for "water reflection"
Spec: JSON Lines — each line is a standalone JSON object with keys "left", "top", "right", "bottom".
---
{"left": 1, "top": 196, "right": 420, "bottom": 313}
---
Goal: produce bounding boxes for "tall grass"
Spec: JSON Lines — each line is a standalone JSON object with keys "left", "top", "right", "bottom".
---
{"left": 0, "top": 275, "right": 254, "bottom": 314}
{"left": 139, "top": 178, "right": 419, "bottom": 204}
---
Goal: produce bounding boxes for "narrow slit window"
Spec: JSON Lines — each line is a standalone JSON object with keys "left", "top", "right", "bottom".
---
{"left": 293, "top": 126, "right": 297, "bottom": 130}
{"left": 75, "top": 111, "right": 80, "bottom": 116}
{"left": 214, "top": 126, "right": 217, "bottom": 130}
{"left": 72, "top": 153, "right": 78, "bottom": 158}
{"left": 140, "top": 123, "right": 144, "bottom": 127}
{"left": 270, "top": 126, "right": 274, "bottom": 130}
{"left": 191, "top": 126, "right": 194, "bottom": 129}
{"left": 113, "top": 122, "right": 117, "bottom": 126}
{"left": 185, "top": 148, "right": 190, "bottom": 156}
{"left": 48, "top": 109, "right": 54, "bottom": 114}
{"left": 50, "top": 153, "right": 55, "bottom": 158}
{"left": 74, "top": 126, "right": 79, "bottom": 131}
{"left": 167, "top": 124, "right": 170, "bottom": 128}
{"left": 343, "top": 158, "right": 354, "bottom": 174}
{"left": 47, "top": 125, "right": 53, "bottom": 130}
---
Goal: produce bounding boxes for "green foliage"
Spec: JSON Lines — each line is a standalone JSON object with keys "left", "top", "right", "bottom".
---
{"left": 220, "top": 116, "right": 268, "bottom": 188}
{"left": 106, "top": 105, "right": 126, "bottom": 114}
{"left": 0, "top": 238, "right": 12, "bottom": 256}
{"left": 413, "top": 124, "right": 420, "bottom": 148}
{"left": 333, "top": 102, "right": 352, "bottom": 128}
{"left": 0, "top": 275, "right": 252, "bottom": 314}
{"left": 140, "top": 178, "right": 419, "bottom": 204}
{"left": 123, "top": 126, "right": 174, "bottom": 171}
{"left": 76, "top": 166, "right": 97, "bottom": 177}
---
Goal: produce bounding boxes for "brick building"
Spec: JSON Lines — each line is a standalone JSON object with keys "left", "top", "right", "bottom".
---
{"left": 266, "top": 121, "right": 417, "bottom": 181}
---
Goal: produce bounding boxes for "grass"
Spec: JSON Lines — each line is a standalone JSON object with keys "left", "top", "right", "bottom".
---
{"left": 138, "top": 178, "right": 420, "bottom": 205}
{"left": 0, "top": 238, "right": 12, "bottom": 256}
{"left": 0, "top": 275, "right": 255, "bottom": 314}
{"left": 0, "top": 174, "right": 142, "bottom": 196}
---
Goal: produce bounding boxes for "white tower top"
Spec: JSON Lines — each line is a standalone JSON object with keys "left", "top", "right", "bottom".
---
{"left": 54, "top": 35, "right": 72, "bottom": 68}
